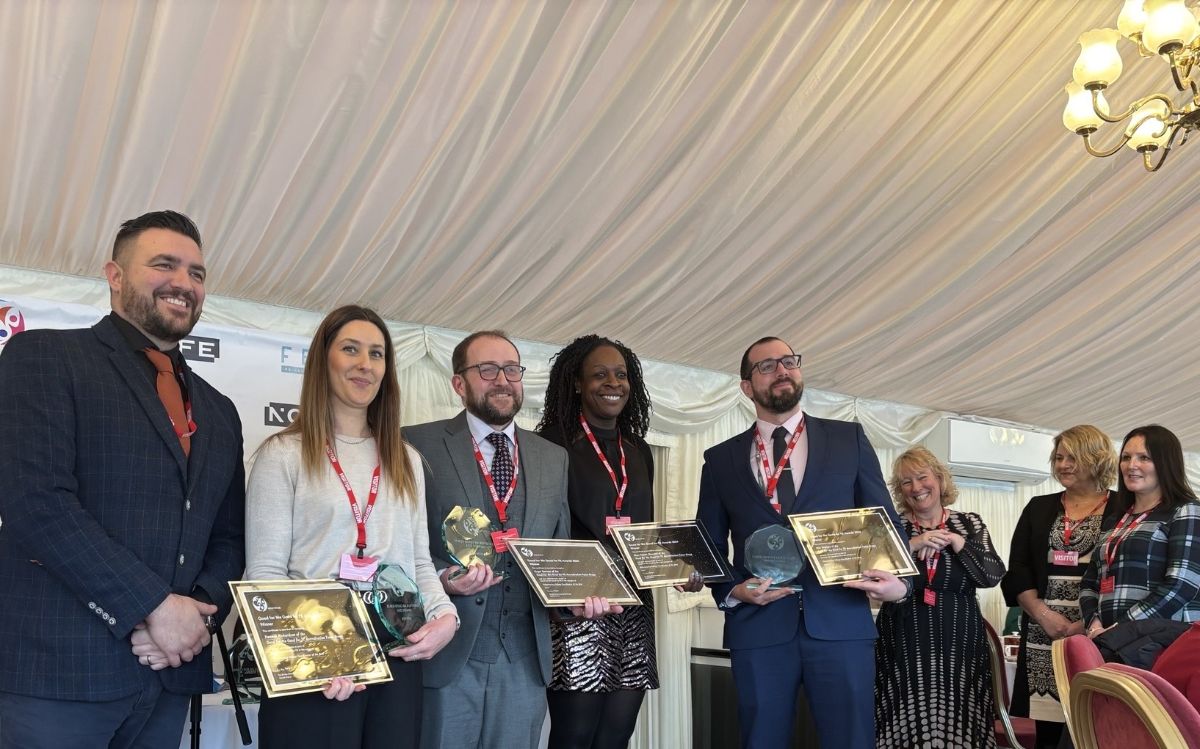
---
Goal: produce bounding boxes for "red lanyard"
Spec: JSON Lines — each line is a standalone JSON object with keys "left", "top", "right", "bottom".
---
{"left": 325, "top": 442, "right": 380, "bottom": 558}
{"left": 579, "top": 415, "right": 628, "bottom": 516}
{"left": 1103, "top": 508, "right": 1151, "bottom": 569}
{"left": 1061, "top": 492, "right": 1108, "bottom": 546}
{"left": 470, "top": 434, "right": 520, "bottom": 524}
{"left": 751, "top": 417, "right": 806, "bottom": 511}
{"left": 917, "top": 509, "right": 948, "bottom": 585}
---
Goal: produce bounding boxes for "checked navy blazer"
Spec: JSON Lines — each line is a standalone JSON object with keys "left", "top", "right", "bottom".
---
{"left": 0, "top": 315, "right": 245, "bottom": 700}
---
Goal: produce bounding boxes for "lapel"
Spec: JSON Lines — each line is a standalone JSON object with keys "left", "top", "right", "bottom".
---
{"left": 94, "top": 318, "right": 188, "bottom": 483}
{"left": 443, "top": 412, "right": 485, "bottom": 511}
{"left": 183, "top": 370, "right": 210, "bottom": 491}
{"left": 793, "top": 415, "right": 829, "bottom": 513}
{"left": 730, "top": 425, "right": 780, "bottom": 520}
{"left": 514, "top": 425, "right": 542, "bottom": 535}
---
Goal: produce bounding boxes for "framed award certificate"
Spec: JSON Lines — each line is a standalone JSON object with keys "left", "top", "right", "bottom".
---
{"left": 787, "top": 507, "right": 919, "bottom": 585}
{"left": 609, "top": 520, "right": 733, "bottom": 589}
{"left": 504, "top": 539, "right": 642, "bottom": 607}
{"left": 229, "top": 579, "right": 392, "bottom": 698}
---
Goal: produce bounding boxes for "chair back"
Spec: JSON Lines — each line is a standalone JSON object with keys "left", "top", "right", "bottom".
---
{"left": 983, "top": 618, "right": 1029, "bottom": 749}
{"left": 1069, "top": 663, "right": 1200, "bottom": 749}
{"left": 1052, "top": 634, "right": 1105, "bottom": 741}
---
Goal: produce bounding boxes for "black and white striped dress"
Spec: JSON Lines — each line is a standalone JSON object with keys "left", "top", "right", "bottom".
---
{"left": 874, "top": 510, "right": 1006, "bottom": 748}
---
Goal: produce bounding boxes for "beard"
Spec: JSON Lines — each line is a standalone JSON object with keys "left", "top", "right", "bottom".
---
{"left": 752, "top": 377, "right": 804, "bottom": 414}
{"left": 121, "top": 284, "right": 200, "bottom": 343}
{"left": 466, "top": 383, "right": 523, "bottom": 426}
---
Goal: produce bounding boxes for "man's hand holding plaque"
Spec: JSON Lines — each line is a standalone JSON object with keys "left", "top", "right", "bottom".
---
{"left": 739, "top": 524, "right": 805, "bottom": 596}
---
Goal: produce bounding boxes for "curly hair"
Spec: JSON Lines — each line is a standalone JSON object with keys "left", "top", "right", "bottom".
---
{"left": 535, "top": 334, "right": 651, "bottom": 442}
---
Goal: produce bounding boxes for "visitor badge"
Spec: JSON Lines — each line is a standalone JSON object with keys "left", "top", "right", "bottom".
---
{"left": 492, "top": 527, "right": 520, "bottom": 553}
{"left": 1051, "top": 550, "right": 1079, "bottom": 566}
{"left": 605, "top": 515, "right": 632, "bottom": 534}
{"left": 338, "top": 553, "right": 379, "bottom": 582}
{"left": 923, "top": 589, "right": 937, "bottom": 606}
{"left": 1099, "top": 575, "right": 1115, "bottom": 594}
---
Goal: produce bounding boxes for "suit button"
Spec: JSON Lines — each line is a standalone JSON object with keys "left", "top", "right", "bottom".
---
{"left": 179, "top": 554, "right": 186, "bottom": 565}
{"left": 475, "top": 597, "right": 484, "bottom": 605}
{"left": 110, "top": 617, "right": 117, "bottom": 626}
{"left": 88, "top": 602, "right": 96, "bottom": 610}
{"left": 502, "top": 609, "right": 508, "bottom": 616}
{"left": 501, "top": 632, "right": 507, "bottom": 640}
{"left": 185, "top": 500, "right": 191, "bottom": 511}
{"left": 504, "top": 585, "right": 512, "bottom": 592}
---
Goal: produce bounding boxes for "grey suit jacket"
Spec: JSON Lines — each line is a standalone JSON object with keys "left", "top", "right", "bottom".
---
{"left": 404, "top": 411, "right": 570, "bottom": 689}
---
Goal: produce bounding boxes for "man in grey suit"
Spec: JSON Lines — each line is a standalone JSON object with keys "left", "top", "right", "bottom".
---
{"left": 406, "top": 330, "right": 573, "bottom": 749}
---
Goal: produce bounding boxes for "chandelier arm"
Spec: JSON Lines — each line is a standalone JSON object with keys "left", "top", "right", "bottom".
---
{"left": 1141, "top": 122, "right": 1187, "bottom": 171}
{"left": 1082, "top": 129, "right": 1133, "bottom": 157}
{"left": 1091, "top": 90, "right": 1177, "bottom": 123}
{"left": 1170, "top": 49, "right": 1188, "bottom": 92}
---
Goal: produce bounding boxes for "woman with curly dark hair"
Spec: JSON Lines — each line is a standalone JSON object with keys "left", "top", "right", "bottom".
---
{"left": 535, "top": 334, "right": 698, "bottom": 749}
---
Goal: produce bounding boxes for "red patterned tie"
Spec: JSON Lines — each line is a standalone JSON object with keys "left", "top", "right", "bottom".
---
{"left": 143, "top": 348, "right": 191, "bottom": 457}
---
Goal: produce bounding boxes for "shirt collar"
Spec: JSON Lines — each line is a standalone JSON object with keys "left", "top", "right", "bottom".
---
{"left": 465, "top": 410, "right": 517, "bottom": 445}
{"left": 108, "top": 312, "right": 185, "bottom": 370}
{"left": 755, "top": 409, "right": 806, "bottom": 442}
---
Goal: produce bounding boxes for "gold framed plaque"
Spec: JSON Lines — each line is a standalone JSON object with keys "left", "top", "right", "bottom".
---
{"left": 787, "top": 507, "right": 919, "bottom": 586}
{"left": 504, "top": 538, "right": 642, "bottom": 607}
{"left": 229, "top": 579, "right": 392, "bottom": 697}
{"left": 609, "top": 520, "right": 733, "bottom": 589}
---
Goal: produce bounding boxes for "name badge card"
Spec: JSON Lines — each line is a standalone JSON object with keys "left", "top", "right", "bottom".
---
{"left": 492, "top": 527, "right": 520, "bottom": 553}
{"left": 1051, "top": 550, "right": 1079, "bottom": 566}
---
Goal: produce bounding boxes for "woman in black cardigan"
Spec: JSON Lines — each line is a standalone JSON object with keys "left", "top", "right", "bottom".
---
{"left": 1001, "top": 424, "right": 1120, "bottom": 749}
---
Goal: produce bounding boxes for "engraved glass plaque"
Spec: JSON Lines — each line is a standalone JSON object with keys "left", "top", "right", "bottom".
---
{"left": 744, "top": 524, "right": 805, "bottom": 590}
{"left": 442, "top": 505, "right": 499, "bottom": 573}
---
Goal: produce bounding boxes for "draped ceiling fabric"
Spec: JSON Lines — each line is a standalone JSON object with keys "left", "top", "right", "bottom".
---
{"left": 4, "top": 0, "right": 1200, "bottom": 448}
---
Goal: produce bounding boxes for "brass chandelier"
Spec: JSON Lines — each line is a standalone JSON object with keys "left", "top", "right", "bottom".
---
{"left": 1063, "top": 0, "right": 1200, "bottom": 171}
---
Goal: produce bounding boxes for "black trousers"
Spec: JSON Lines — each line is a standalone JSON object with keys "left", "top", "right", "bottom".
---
{"left": 257, "top": 658, "right": 422, "bottom": 749}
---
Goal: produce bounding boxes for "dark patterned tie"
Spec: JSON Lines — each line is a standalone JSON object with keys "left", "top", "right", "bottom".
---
{"left": 772, "top": 426, "right": 796, "bottom": 511}
{"left": 143, "top": 348, "right": 191, "bottom": 457}
{"left": 486, "top": 432, "right": 513, "bottom": 492}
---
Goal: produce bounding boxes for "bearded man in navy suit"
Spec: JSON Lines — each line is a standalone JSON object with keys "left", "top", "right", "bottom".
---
{"left": 0, "top": 211, "right": 245, "bottom": 748}
{"left": 697, "top": 336, "right": 910, "bottom": 749}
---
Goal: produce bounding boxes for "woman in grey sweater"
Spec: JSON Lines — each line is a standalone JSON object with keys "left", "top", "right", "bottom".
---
{"left": 245, "top": 305, "right": 456, "bottom": 749}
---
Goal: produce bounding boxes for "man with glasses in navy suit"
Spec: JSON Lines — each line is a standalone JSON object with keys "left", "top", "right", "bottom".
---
{"left": 697, "top": 336, "right": 910, "bottom": 749}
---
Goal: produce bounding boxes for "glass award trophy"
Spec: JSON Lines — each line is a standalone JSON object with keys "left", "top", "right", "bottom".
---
{"left": 442, "top": 505, "right": 500, "bottom": 576}
{"left": 744, "top": 524, "right": 805, "bottom": 591}
{"left": 369, "top": 564, "right": 426, "bottom": 651}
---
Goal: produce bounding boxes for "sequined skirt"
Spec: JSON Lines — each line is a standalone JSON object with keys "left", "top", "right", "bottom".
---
{"left": 549, "top": 596, "right": 659, "bottom": 692}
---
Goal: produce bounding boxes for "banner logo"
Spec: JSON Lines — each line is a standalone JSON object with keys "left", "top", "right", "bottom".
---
{"left": 264, "top": 402, "right": 300, "bottom": 427}
{"left": 0, "top": 302, "right": 26, "bottom": 352}
{"left": 179, "top": 335, "right": 220, "bottom": 363}
{"left": 280, "top": 345, "right": 308, "bottom": 374}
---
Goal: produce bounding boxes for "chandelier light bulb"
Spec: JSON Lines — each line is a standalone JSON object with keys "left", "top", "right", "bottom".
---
{"left": 1062, "top": 83, "right": 1110, "bottom": 133}
{"left": 1142, "top": 0, "right": 1199, "bottom": 54}
{"left": 1118, "top": 0, "right": 1148, "bottom": 39}
{"left": 1125, "top": 99, "right": 1171, "bottom": 150}
{"left": 1073, "top": 29, "right": 1124, "bottom": 88}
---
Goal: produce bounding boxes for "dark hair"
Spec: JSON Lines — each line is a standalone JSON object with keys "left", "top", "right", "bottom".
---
{"left": 1116, "top": 424, "right": 1197, "bottom": 512}
{"left": 112, "top": 210, "right": 202, "bottom": 262}
{"left": 739, "top": 336, "right": 794, "bottom": 380}
{"left": 451, "top": 330, "right": 518, "bottom": 373}
{"left": 268, "top": 305, "right": 418, "bottom": 503}
{"left": 536, "top": 334, "right": 651, "bottom": 442}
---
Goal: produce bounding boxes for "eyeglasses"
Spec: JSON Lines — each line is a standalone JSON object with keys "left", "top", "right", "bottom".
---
{"left": 749, "top": 354, "right": 802, "bottom": 376}
{"left": 458, "top": 362, "right": 527, "bottom": 382}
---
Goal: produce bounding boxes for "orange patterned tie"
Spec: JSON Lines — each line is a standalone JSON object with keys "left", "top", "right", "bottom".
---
{"left": 143, "top": 348, "right": 191, "bottom": 457}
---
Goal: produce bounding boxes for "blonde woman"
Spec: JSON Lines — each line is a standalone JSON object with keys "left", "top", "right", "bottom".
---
{"left": 874, "top": 446, "right": 1006, "bottom": 749}
{"left": 1002, "top": 425, "right": 1118, "bottom": 749}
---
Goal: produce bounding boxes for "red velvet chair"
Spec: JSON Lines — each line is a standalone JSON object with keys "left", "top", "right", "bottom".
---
{"left": 1052, "top": 634, "right": 1105, "bottom": 743}
{"left": 1069, "top": 663, "right": 1200, "bottom": 749}
{"left": 984, "top": 618, "right": 1036, "bottom": 749}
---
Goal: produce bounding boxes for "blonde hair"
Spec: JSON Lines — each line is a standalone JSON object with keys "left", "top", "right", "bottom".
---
{"left": 889, "top": 446, "right": 959, "bottom": 515}
{"left": 1052, "top": 424, "right": 1117, "bottom": 493}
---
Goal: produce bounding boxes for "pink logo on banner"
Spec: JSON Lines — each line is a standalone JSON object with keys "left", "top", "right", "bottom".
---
{"left": 0, "top": 303, "right": 26, "bottom": 351}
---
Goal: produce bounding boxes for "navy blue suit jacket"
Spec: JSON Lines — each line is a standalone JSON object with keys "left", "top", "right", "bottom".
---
{"left": 0, "top": 316, "right": 245, "bottom": 700}
{"left": 696, "top": 415, "right": 904, "bottom": 649}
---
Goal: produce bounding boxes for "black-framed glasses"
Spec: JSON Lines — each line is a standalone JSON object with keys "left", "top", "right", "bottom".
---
{"left": 750, "top": 354, "right": 801, "bottom": 375}
{"left": 457, "top": 363, "right": 527, "bottom": 382}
